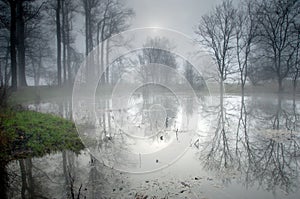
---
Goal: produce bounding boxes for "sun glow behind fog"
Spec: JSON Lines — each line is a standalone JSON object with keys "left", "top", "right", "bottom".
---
{"left": 149, "top": 23, "right": 162, "bottom": 28}
{"left": 146, "top": 25, "right": 163, "bottom": 34}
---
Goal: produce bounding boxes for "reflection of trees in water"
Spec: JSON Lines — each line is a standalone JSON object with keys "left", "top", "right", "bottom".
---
{"left": 201, "top": 97, "right": 236, "bottom": 174}
{"left": 125, "top": 87, "right": 179, "bottom": 140}
{"left": 249, "top": 137, "right": 299, "bottom": 192}
{"left": 18, "top": 158, "right": 35, "bottom": 198}
{"left": 245, "top": 95, "right": 300, "bottom": 193}
{"left": 8, "top": 158, "right": 42, "bottom": 198}
{"left": 143, "top": 91, "right": 178, "bottom": 135}
{"left": 185, "top": 97, "right": 194, "bottom": 116}
{"left": 8, "top": 154, "right": 78, "bottom": 198}
{"left": 200, "top": 95, "right": 300, "bottom": 193}
{"left": 93, "top": 88, "right": 182, "bottom": 172}
{"left": 8, "top": 151, "right": 131, "bottom": 199}
{"left": 94, "top": 98, "right": 132, "bottom": 169}
{"left": 86, "top": 158, "right": 130, "bottom": 199}
{"left": 8, "top": 100, "right": 85, "bottom": 198}
{"left": 88, "top": 157, "right": 107, "bottom": 198}
{"left": 7, "top": 99, "right": 131, "bottom": 198}
{"left": 96, "top": 98, "right": 112, "bottom": 139}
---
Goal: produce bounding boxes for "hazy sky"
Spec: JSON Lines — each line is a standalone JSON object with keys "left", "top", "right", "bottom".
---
{"left": 75, "top": 0, "right": 235, "bottom": 53}
{"left": 126, "top": 0, "right": 226, "bottom": 37}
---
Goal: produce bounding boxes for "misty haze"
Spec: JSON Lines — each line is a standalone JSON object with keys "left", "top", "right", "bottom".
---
{"left": 1, "top": 0, "right": 300, "bottom": 199}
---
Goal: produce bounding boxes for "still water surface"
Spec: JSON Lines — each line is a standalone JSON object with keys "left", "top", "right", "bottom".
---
{"left": 7, "top": 93, "right": 300, "bottom": 199}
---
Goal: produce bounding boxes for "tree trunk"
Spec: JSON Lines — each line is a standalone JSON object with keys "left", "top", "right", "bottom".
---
{"left": 100, "top": 21, "right": 105, "bottom": 84}
{"left": 278, "top": 78, "right": 283, "bottom": 93}
{"left": 88, "top": 12, "right": 93, "bottom": 53}
{"left": 0, "top": 60, "right": 3, "bottom": 87}
{"left": 293, "top": 74, "right": 298, "bottom": 101}
{"left": 220, "top": 78, "right": 224, "bottom": 107}
{"left": 106, "top": 38, "right": 109, "bottom": 84}
{"left": 0, "top": 161, "right": 8, "bottom": 199}
{"left": 274, "top": 95, "right": 282, "bottom": 130}
{"left": 62, "top": 0, "right": 66, "bottom": 84}
{"left": 100, "top": 41, "right": 105, "bottom": 83}
{"left": 67, "top": 18, "right": 72, "bottom": 85}
{"left": 107, "top": 100, "right": 111, "bottom": 136}
{"left": 241, "top": 71, "right": 246, "bottom": 102}
{"left": 16, "top": 0, "right": 27, "bottom": 87}
{"left": 84, "top": 0, "right": 93, "bottom": 54}
{"left": 32, "top": 62, "right": 37, "bottom": 86}
{"left": 97, "top": 22, "right": 100, "bottom": 76}
{"left": 62, "top": 150, "right": 71, "bottom": 198}
{"left": 84, "top": 0, "right": 90, "bottom": 81}
{"left": 4, "top": 40, "right": 10, "bottom": 86}
{"left": 84, "top": 0, "right": 89, "bottom": 57}
{"left": 10, "top": 0, "right": 17, "bottom": 90}
{"left": 19, "top": 159, "right": 27, "bottom": 199}
{"left": 66, "top": 6, "right": 71, "bottom": 86}
{"left": 56, "top": 0, "right": 62, "bottom": 86}
{"left": 26, "top": 158, "right": 34, "bottom": 199}
{"left": 36, "top": 52, "right": 42, "bottom": 86}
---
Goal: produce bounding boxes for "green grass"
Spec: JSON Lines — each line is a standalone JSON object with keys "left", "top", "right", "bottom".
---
{"left": 0, "top": 108, "right": 84, "bottom": 163}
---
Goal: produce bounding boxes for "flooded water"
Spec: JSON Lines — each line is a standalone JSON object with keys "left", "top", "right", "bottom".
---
{"left": 6, "top": 92, "right": 300, "bottom": 199}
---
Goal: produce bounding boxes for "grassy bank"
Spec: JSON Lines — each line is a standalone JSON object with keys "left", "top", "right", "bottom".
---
{"left": 0, "top": 108, "right": 84, "bottom": 163}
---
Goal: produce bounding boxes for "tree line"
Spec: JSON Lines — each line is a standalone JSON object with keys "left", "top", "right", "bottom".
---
{"left": 0, "top": 0, "right": 299, "bottom": 95}
{"left": 0, "top": 0, "right": 133, "bottom": 90}
{"left": 195, "top": 0, "right": 300, "bottom": 96}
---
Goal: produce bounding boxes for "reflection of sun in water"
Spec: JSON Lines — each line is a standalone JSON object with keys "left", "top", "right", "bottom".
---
{"left": 129, "top": 106, "right": 183, "bottom": 155}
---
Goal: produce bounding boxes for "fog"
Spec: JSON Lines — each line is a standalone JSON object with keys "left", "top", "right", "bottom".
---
{"left": 1, "top": 0, "right": 300, "bottom": 199}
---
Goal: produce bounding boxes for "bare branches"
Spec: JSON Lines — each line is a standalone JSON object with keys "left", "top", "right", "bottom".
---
{"left": 234, "top": 0, "right": 258, "bottom": 94}
{"left": 195, "top": 0, "right": 236, "bottom": 100}
{"left": 255, "top": 0, "right": 300, "bottom": 92}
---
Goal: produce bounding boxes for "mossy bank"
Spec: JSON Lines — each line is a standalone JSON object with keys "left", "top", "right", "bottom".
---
{"left": 0, "top": 108, "right": 84, "bottom": 163}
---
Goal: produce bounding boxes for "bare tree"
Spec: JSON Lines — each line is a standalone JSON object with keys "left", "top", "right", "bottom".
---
{"left": 104, "top": 0, "right": 134, "bottom": 84}
{"left": 201, "top": 102, "right": 234, "bottom": 172}
{"left": 184, "top": 61, "right": 206, "bottom": 91}
{"left": 16, "top": 0, "right": 26, "bottom": 87}
{"left": 0, "top": 0, "right": 18, "bottom": 90}
{"left": 61, "top": 0, "right": 66, "bottom": 83}
{"left": 26, "top": 13, "right": 53, "bottom": 86}
{"left": 235, "top": 0, "right": 257, "bottom": 97}
{"left": 56, "top": 0, "right": 62, "bottom": 86}
{"left": 255, "top": 0, "right": 300, "bottom": 93}
{"left": 291, "top": 21, "right": 300, "bottom": 98}
{"left": 79, "top": 0, "right": 102, "bottom": 83}
{"left": 7, "top": 0, "right": 17, "bottom": 90}
{"left": 195, "top": 0, "right": 236, "bottom": 102}
{"left": 0, "top": 1, "right": 11, "bottom": 89}
{"left": 15, "top": 0, "right": 44, "bottom": 87}
{"left": 96, "top": 0, "right": 134, "bottom": 83}
{"left": 61, "top": 0, "right": 78, "bottom": 85}
{"left": 247, "top": 48, "right": 277, "bottom": 86}
{"left": 138, "top": 37, "right": 177, "bottom": 84}
{"left": 81, "top": 0, "right": 100, "bottom": 56}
